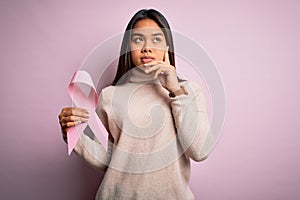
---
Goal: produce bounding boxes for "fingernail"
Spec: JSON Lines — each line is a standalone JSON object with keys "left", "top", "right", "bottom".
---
{"left": 82, "top": 118, "right": 88, "bottom": 122}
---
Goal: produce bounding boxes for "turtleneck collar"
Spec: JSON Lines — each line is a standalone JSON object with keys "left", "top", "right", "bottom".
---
{"left": 129, "top": 67, "right": 160, "bottom": 84}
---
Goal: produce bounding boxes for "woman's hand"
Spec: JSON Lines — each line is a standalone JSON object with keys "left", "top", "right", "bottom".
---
{"left": 143, "top": 46, "right": 181, "bottom": 92}
{"left": 58, "top": 107, "right": 89, "bottom": 142}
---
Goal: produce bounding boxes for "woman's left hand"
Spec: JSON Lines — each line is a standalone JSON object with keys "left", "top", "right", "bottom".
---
{"left": 143, "top": 47, "right": 181, "bottom": 92}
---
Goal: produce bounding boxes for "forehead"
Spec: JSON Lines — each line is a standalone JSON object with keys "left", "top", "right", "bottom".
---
{"left": 134, "top": 18, "right": 160, "bottom": 29}
{"left": 132, "top": 19, "right": 163, "bottom": 35}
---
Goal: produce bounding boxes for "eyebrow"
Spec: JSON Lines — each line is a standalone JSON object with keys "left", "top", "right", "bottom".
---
{"left": 152, "top": 32, "right": 164, "bottom": 37}
{"left": 132, "top": 33, "right": 143, "bottom": 37}
{"left": 131, "top": 32, "right": 164, "bottom": 37}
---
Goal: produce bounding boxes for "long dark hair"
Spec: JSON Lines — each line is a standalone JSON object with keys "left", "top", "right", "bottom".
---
{"left": 112, "top": 9, "right": 177, "bottom": 85}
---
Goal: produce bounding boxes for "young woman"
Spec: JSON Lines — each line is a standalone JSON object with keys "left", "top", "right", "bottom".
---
{"left": 58, "top": 9, "right": 214, "bottom": 199}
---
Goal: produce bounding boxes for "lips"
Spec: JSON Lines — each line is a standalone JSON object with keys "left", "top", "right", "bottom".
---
{"left": 141, "top": 56, "right": 154, "bottom": 63}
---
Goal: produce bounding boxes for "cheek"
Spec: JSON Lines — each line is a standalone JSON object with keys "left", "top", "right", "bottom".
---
{"left": 130, "top": 43, "right": 142, "bottom": 52}
{"left": 153, "top": 49, "right": 165, "bottom": 61}
{"left": 131, "top": 50, "right": 140, "bottom": 65}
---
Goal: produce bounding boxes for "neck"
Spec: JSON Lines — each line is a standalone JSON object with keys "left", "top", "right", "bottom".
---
{"left": 129, "top": 67, "right": 159, "bottom": 84}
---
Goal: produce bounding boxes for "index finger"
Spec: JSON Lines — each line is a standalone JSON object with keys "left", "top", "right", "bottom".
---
{"left": 163, "top": 46, "right": 170, "bottom": 65}
{"left": 62, "top": 107, "right": 89, "bottom": 117}
{"left": 73, "top": 107, "right": 89, "bottom": 114}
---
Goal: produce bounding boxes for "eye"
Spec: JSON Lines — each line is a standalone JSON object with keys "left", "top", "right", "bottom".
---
{"left": 132, "top": 37, "right": 143, "bottom": 43}
{"left": 153, "top": 37, "right": 162, "bottom": 43}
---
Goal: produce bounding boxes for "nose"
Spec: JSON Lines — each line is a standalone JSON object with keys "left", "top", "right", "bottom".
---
{"left": 141, "top": 47, "right": 152, "bottom": 53}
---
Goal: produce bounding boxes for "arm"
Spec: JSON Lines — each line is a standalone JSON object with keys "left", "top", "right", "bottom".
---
{"left": 170, "top": 81, "right": 215, "bottom": 162}
{"left": 134, "top": 47, "right": 215, "bottom": 161}
{"left": 73, "top": 91, "right": 113, "bottom": 170}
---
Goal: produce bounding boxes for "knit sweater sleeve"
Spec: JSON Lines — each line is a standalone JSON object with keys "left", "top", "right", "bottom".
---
{"left": 170, "top": 81, "right": 215, "bottom": 162}
{"left": 73, "top": 90, "right": 113, "bottom": 170}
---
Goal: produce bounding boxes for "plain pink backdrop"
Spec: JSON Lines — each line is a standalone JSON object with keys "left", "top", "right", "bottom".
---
{"left": 0, "top": 0, "right": 299, "bottom": 199}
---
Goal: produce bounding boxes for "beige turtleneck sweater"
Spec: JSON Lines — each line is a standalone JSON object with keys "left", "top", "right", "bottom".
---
{"left": 73, "top": 67, "right": 215, "bottom": 200}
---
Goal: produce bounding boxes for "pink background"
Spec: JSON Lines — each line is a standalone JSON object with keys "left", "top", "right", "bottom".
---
{"left": 0, "top": 0, "right": 299, "bottom": 199}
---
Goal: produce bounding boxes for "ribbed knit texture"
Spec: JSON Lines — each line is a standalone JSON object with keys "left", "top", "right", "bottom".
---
{"left": 74, "top": 67, "right": 214, "bottom": 200}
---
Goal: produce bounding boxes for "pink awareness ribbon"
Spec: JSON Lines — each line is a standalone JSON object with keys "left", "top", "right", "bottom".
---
{"left": 67, "top": 70, "right": 108, "bottom": 155}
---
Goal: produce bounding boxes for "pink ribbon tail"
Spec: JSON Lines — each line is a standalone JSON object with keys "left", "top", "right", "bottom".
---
{"left": 66, "top": 70, "right": 108, "bottom": 155}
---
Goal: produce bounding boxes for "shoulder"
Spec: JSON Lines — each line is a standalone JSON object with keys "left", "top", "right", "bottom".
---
{"left": 98, "top": 85, "right": 115, "bottom": 101}
{"left": 97, "top": 85, "right": 116, "bottom": 110}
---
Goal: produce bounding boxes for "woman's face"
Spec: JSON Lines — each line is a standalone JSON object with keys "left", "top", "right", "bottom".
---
{"left": 130, "top": 18, "right": 167, "bottom": 70}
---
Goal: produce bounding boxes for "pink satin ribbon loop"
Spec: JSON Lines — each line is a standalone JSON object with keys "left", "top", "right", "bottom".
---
{"left": 67, "top": 70, "right": 108, "bottom": 155}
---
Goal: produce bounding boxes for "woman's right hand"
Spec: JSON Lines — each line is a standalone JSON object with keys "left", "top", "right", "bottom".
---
{"left": 58, "top": 107, "right": 90, "bottom": 143}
